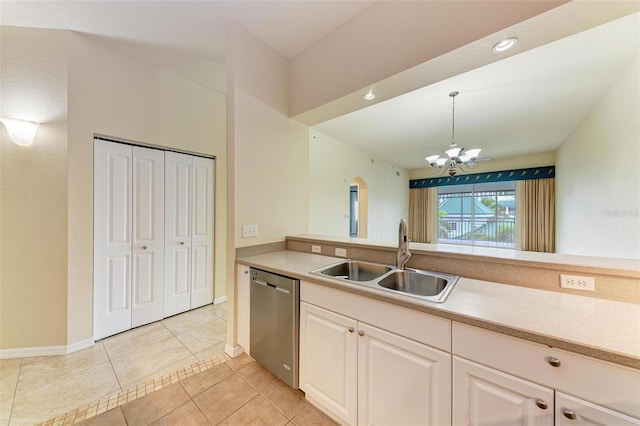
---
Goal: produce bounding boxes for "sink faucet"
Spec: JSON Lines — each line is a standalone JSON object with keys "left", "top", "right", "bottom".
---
{"left": 397, "top": 218, "right": 411, "bottom": 270}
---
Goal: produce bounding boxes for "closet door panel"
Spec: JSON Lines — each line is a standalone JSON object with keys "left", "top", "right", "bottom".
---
{"left": 131, "top": 147, "right": 165, "bottom": 327}
{"left": 190, "top": 157, "right": 214, "bottom": 309}
{"left": 94, "top": 140, "right": 132, "bottom": 340}
{"left": 165, "top": 152, "right": 193, "bottom": 316}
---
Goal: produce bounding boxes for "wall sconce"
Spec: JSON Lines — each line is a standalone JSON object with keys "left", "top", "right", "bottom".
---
{"left": 0, "top": 117, "right": 40, "bottom": 146}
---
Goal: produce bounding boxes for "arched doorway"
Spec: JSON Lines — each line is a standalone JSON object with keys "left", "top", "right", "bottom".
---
{"left": 349, "top": 177, "right": 368, "bottom": 238}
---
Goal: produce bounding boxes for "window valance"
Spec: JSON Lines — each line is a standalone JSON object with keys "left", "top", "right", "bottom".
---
{"left": 409, "top": 166, "right": 555, "bottom": 189}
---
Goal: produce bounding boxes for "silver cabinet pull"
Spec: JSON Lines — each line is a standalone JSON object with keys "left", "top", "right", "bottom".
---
{"left": 348, "top": 327, "right": 354, "bottom": 333}
{"left": 535, "top": 399, "right": 548, "bottom": 410}
{"left": 358, "top": 330, "right": 365, "bottom": 336}
{"left": 545, "top": 356, "right": 561, "bottom": 367}
{"left": 179, "top": 241, "right": 185, "bottom": 245}
{"left": 244, "top": 270, "right": 249, "bottom": 274}
{"left": 562, "top": 408, "right": 577, "bottom": 420}
{"left": 142, "top": 245, "right": 147, "bottom": 250}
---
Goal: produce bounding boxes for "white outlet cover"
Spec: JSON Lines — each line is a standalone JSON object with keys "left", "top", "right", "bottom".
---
{"left": 335, "top": 247, "right": 347, "bottom": 257}
{"left": 311, "top": 245, "right": 321, "bottom": 253}
{"left": 560, "top": 274, "right": 595, "bottom": 291}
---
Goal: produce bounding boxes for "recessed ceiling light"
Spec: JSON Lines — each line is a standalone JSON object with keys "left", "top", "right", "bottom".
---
{"left": 363, "top": 87, "right": 375, "bottom": 100}
{"left": 492, "top": 37, "right": 518, "bottom": 53}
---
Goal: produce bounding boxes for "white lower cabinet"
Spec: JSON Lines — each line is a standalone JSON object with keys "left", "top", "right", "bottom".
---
{"left": 556, "top": 393, "right": 640, "bottom": 426}
{"left": 453, "top": 356, "right": 553, "bottom": 426}
{"left": 299, "top": 301, "right": 451, "bottom": 426}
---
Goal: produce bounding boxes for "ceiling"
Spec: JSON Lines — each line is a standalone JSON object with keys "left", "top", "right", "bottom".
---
{"left": 2, "top": 2, "right": 638, "bottom": 170}
{"left": 0, "top": 0, "right": 374, "bottom": 91}
{"left": 314, "top": 12, "right": 640, "bottom": 170}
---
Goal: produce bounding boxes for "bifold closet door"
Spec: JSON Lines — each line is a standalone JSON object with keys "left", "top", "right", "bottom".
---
{"left": 94, "top": 140, "right": 165, "bottom": 340}
{"left": 164, "top": 152, "right": 214, "bottom": 317}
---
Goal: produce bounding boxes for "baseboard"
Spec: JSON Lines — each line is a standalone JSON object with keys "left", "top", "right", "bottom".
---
{"left": 0, "top": 338, "right": 95, "bottom": 359}
{"left": 214, "top": 295, "right": 227, "bottom": 305}
{"left": 224, "top": 343, "right": 245, "bottom": 358}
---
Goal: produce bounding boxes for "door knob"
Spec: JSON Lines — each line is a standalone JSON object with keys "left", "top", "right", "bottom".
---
{"left": 179, "top": 241, "right": 185, "bottom": 245}
{"left": 142, "top": 246, "right": 147, "bottom": 250}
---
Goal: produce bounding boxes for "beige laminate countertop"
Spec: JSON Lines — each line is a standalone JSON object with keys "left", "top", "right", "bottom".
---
{"left": 237, "top": 250, "right": 640, "bottom": 370}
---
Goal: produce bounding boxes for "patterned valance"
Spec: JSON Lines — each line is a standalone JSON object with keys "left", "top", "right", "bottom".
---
{"left": 409, "top": 166, "right": 555, "bottom": 189}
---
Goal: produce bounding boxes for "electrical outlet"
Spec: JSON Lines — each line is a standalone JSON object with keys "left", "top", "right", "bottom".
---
{"left": 560, "top": 274, "right": 595, "bottom": 291}
{"left": 242, "top": 225, "right": 258, "bottom": 238}
{"left": 311, "top": 245, "right": 322, "bottom": 253}
{"left": 335, "top": 247, "right": 347, "bottom": 257}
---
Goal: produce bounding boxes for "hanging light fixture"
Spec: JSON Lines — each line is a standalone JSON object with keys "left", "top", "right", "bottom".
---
{"left": 425, "top": 91, "right": 481, "bottom": 177}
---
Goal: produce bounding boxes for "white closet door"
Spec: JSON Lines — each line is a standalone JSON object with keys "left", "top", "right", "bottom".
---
{"left": 164, "top": 152, "right": 193, "bottom": 316}
{"left": 131, "top": 147, "right": 165, "bottom": 327}
{"left": 190, "top": 157, "right": 214, "bottom": 309}
{"left": 94, "top": 140, "right": 133, "bottom": 340}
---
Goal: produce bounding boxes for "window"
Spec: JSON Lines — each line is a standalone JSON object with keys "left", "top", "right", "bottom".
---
{"left": 437, "top": 181, "right": 516, "bottom": 248}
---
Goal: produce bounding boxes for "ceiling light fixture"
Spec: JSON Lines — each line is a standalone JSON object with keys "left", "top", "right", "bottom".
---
{"left": 492, "top": 37, "right": 518, "bottom": 53}
{"left": 425, "top": 91, "right": 481, "bottom": 177}
{"left": 0, "top": 117, "right": 39, "bottom": 146}
{"left": 363, "top": 87, "right": 376, "bottom": 100}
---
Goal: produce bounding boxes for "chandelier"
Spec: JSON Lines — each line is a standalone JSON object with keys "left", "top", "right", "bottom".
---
{"left": 425, "top": 91, "right": 482, "bottom": 177}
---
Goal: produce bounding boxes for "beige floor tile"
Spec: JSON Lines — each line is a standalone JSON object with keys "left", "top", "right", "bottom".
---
{"left": 236, "top": 361, "right": 279, "bottom": 392}
{"left": 110, "top": 335, "right": 193, "bottom": 389}
{"left": 193, "top": 374, "right": 257, "bottom": 425}
{"left": 102, "top": 323, "right": 173, "bottom": 361}
{"left": 290, "top": 403, "right": 339, "bottom": 426}
{"left": 174, "top": 316, "right": 226, "bottom": 354}
{"left": 1, "top": 396, "right": 14, "bottom": 426}
{"left": 120, "top": 383, "right": 190, "bottom": 426}
{"left": 219, "top": 395, "right": 288, "bottom": 426}
{"left": 180, "top": 363, "right": 233, "bottom": 398}
{"left": 149, "top": 401, "right": 209, "bottom": 426}
{"left": 161, "top": 305, "right": 219, "bottom": 334}
{"left": 16, "top": 344, "right": 108, "bottom": 394}
{"left": 77, "top": 407, "right": 126, "bottom": 426}
{"left": 263, "top": 379, "right": 306, "bottom": 419}
{"left": 211, "top": 303, "right": 227, "bottom": 320}
{"left": 122, "top": 354, "right": 199, "bottom": 391}
{"left": 0, "top": 358, "right": 21, "bottom": 402}
{"left": 194, "top": 341, "right": 227, "bottom": 361}
{"left": 10, "top": 362, "right": 120, "bottom": 425}
{"left": 225, "top": 353, "right": 254, "bottom": 372}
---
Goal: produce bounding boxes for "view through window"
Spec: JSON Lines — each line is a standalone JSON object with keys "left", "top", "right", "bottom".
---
{"left": 437, "top": 181, "right": 516, "bottom": 248}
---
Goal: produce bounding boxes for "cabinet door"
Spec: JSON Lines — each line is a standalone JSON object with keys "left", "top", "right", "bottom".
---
{"left": 164, "top": 152, "right": 193, "bottom": 316}
{"left": 453, "top": 356, "right": 553, "bottom": 426}
{"left": 237, "top": 264, "right": 250, "bottom": 353}
{"left": 190, "top": 156, "right": 214, "bottom": 309}
{"left": 131, "top": 146, "right": 164, "bottom": 327}
{"left": 358, "top": 322, "right": 451, "bottom": 426}
{"left": 556, "top": 393, "right": 640, "bottom": 426}
{"left": 94, "top": 140, "right": 132, "bottom": 340}
{"left": 300, "top": 302, "right": 357, "bottom": 426}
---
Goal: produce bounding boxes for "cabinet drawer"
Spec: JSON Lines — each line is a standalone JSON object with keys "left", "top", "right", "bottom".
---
{"left": 302, "top": 280, "right": 451, "bottom": 352}
{"left": 453, "top": 322, "right": 640, "bottom": 419}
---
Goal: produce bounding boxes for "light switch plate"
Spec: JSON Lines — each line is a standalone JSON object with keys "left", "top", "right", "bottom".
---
{"left": 242, "top": 225, "right": 258, "bottom": 238}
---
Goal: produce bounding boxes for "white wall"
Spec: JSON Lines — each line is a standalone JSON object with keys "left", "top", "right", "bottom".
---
{"left": 309, "top": 129, "right": 409, "bottom": 241}
{"left": 556, "top": 54, "right": 639, "bottom": 259}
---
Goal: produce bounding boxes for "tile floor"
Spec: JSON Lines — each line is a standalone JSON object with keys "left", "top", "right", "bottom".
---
{"left": 1, "top": 303, "right": 228, "bottom": 425}
{"left": 68, "top": 353, "right": 337, "bottom": 426}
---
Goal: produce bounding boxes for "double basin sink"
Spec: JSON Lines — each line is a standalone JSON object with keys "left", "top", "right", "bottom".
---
{"left": 310, "top": 260, "right": 459, "bottom": 303}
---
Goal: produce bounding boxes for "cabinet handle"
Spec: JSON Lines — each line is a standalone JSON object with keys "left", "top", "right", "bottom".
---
{"left": 244, "top": 270, "right": 248, "bottom": 274}
{"left": 535, "top": 399, "right": 548, "bottom": 410}
{"left": 358, "top": 330, "right": 365, "bottom": 336}
{"left": 142, "top": 245, "right": 147, "bottom": 250}
{"left": 562, "top": 408, "right": 577, "bottom": 420}
{"left": 545, "top": 356, "right": 561, "bottom": 367}
{"left": 179, "top": 241, "right": 185, "bottom": 245}
{"left": 348, "top": 327, "right": 354, "bottom": 333}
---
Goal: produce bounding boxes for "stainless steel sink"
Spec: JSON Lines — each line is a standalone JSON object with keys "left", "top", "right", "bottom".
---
{"left": 313, "top": 260, "right": 392, "bottom": 281}
{"left": 310, "top": 260, "right": 458, "bottom": 303}
{"left": 377, "top": 269, "right": 458, "bottom": 303}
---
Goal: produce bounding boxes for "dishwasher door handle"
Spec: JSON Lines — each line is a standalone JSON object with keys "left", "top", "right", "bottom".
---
{"left": 252, "top": 279, "right": 291, "bottom": 295}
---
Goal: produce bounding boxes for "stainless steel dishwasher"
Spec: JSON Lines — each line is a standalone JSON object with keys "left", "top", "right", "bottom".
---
{"left": 249, "top": 267, "right": 300, "bottom": 388}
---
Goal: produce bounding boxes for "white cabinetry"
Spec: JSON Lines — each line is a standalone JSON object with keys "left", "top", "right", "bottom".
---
{"left": 299, "top": 282, "right": 451, "bottom": 426}
{"left": 94, "top": 140, "right": 165, "bottom": 340}
{"left": 236, "top": 264, "right": 251, "bottom": 353}
{"left": 164, "top": 152, "right": 215, "bottom": 317}
{"left": 453, "top": 357, "right": 553, "bottom": 425}
{"left": 453, "top": 322, "right": 640, "bottom": 425}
